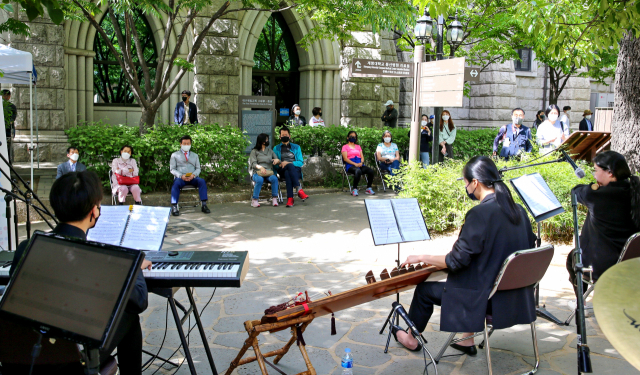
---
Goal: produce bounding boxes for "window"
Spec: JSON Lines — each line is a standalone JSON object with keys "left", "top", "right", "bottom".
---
{"left": 93, "top": 11, "right": 158, "bottom": 105}
{"left": 515, "top": 48, "right": 532, "bottom": 72}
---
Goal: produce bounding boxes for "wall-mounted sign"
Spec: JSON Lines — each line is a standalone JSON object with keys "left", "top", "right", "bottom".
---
{"left": 279, "top": 108, "right": 290, "bottom": 117}
{"left": 464, "top": 67, "right": 480, "bottom": 82}
{"left": 350, "top": 59, "right": 414, "bottom": 78}
{"left": 419, "top": 57, "right": 466, "bottom": 108}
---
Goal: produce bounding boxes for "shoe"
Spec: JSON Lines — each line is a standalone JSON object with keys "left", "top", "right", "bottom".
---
{"left": 171, "top": 205, "right": 180, "bottom": 216}
{"left": 450, "top": 343, "right": 477, "bottom": 356}
{"left": 365, "top": 187, "right": 375, "bottom": 195}
{"left": 251, "top": 199, "right": 260, "bottom": 208}
{"left": 568, "top": 299, "right": 593, "bottom": 312}
{"left": 201, "top": 203, "right": 211, "bottom": 214}
{"left": 352, "top": 189, "right": 359, "bottom": 196}
{"left": 391, "top": 325, "right": 422, "bottom": 352}
{"left": 286, "top": 198, "right": 294, "bottom": 207}
{"left": 297, "top": 189, "right": 309, "bottom": 200}
{"left": 272, "top": 197, "right": 278, "bottom": 207}
{"left": 134, "top": 201, "right": 142, "bottom": 205}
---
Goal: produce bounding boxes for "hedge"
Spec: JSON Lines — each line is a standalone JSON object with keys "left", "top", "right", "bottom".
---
{"left": 65, "top": 123, "right": 250, "bottom": 192}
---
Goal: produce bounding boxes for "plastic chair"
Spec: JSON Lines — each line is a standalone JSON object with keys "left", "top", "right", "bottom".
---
{"left": 108, "top": 170, "right": 142, "bottom": 206}
{"left": 247, "top": 159, "right": 283, "bottom": 204}
{"left": 434, "top": 244, "right": 555, "bottom": 375}
{"left": 339, "top": 147, "right": 369, "bottom": 193}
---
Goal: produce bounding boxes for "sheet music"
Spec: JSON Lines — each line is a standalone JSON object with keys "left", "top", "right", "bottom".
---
{"left": 510, "top": 173, "right": 562, "bottom": 218}
{"left": 364, "top": 199, "right": 403, "bottom": 245}
{"left": 391, "top": 198, "right": 430, "bottom": 242}
{"left": 121, "top": 206, "right": 171, "bottom": 251}
{"left": 86, "top": 206, "right": 130, "bottom": 246}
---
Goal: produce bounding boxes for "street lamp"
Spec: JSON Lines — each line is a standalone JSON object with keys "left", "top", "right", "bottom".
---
{"left": 446, "top": 17, "right": 464, "bottom": 45}
{"left": 414, "top": 10, "right": 433, "bottom": 44}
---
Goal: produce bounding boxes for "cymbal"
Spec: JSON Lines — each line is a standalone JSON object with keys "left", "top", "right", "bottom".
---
{"left": 593, "top": 258, "right": 640, "bottom": 371}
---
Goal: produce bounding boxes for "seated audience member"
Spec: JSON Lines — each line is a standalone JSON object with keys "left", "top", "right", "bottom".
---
{"left": 376, "top": 130, "right": 401, "bottom": 176}
{"left": 169, "top": 135, "right": 210, "bottom": 216}
{"left": 273, "top": 126, "right": 309, "bottom": 207}
{"left": 249, "top": 133, "right": 280, "bottom": 208}
{"left": 342, "top": 131, "right": 375, "bottom": 196}
{"left": 308, "top": 107, "right": 325, "bottom": 127}
{"left": 56, "top": 147, "right": 86, "bottom": 179}
{"left": 111, "top": 145, "right": 142, "bottom": 205}
{"left": 288, "top": 104, "right": 307, "bottom": 126}
{"left": 2, "top": 171, "right": 152, "bottom": 375}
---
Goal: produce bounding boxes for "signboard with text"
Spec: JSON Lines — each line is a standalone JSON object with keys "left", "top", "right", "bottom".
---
{"left": 419, "top": 57, "right": 466, "bottom": 108}
{"left": 238, "top": 96, "right": 276, "bottom": 153}
{"left": 350, "top": 59, "right": 414, "bottom": 78}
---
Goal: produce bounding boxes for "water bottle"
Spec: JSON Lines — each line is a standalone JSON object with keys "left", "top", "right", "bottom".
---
{"left": 341, "top": 348, "right": 353, "bottom": 374}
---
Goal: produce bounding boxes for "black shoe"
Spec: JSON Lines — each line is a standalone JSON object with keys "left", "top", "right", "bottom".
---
{"left": 391, "top": 325, "right": 422, "bottom": 352}
{"left": 201, "top": 203, "right": 211, "bottom": 214}
{"left": 171, "top": 205, "right": 180, "bottom": 216}
{"left": 134, "top": 201, "right": 142, "bottom": 205}
{"left": 450, "top": 343, "right": 477, "bottom": 356}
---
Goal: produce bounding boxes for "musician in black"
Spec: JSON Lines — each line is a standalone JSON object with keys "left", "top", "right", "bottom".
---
{"left": 567, "top": 151, "right": 640, "bottom": 303}
{"left": 1, "top": 171, "right": 151, "bottom": 375}
{"left": 395, "top": 156, "right": 536, "bottom": 353}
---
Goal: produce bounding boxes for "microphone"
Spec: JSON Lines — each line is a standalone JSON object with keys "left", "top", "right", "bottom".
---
{"left": 560, "top": 150, "right": 585, "bottom": 179}
{"left": 392, "top": 302, "right": 421, "bottom": 338}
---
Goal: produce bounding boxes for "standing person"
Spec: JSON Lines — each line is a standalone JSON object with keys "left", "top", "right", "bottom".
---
{"left": 429, "top": 114, "right": 435, "bottom": 126}
{"left": 579, "top": 110, "right": 594, "bottom": 131}
{"left": 492, "top": 108, "right": 533, "bottom": 159}
{"left": 393, "top": 156, "right": 536, "bottom": 354}
{"left": 381, "top": 100, "right": 398, "bottom": 128}
{"left": 3, "top": 171, "right": 151, "bottom": 375}
{"left": 566, "top": 151, "right": 640, "bottom": 309}
{"left": 559, "top": 105, "right": 571, "bottom": 131}
{"left": 288, "top": 104, "right": 307, "bottom": 126}
{"left": 536, "top": 104, "right": 568, "bottom": 150}
{"left": 111, "top": 145, "right": 142, "bottom": 205}
{"left": 273, "top": 126, "right": 309, "bottom": 207}
{"left": 2, "top": 89, "right": 16, "bottom": 141}
{"left": 169, "top": 135, "right": 210, "bottom": 216}
{"left": 174, "top": 90, "right": 198, "bottom": 125}
{"left": 342, "top": 131, "right": 375, "bottom": 196}
{"left": 308, "top": 107, "right": 325, "bottom": 127}
{"left": 56, "top": 147, "right": 87, "bottom": 179}
{"left": 409, "top": 114, "right": 433, "bottom": 168}
{"left": 532, "top": 110, "right": 545, "bottom": 130}
{"left": 376, "top": 130, "right": 401, "bottom": 176}
{"left": 249, "top": 133, "right": 280, "bottom": 208}
{"left": 438, "top": 110, "right": 456, "bottom": 162}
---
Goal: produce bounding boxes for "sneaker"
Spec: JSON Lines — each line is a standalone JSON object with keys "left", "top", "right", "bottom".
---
{"left": 365, "top": 187, "right": 375, "bottom": 195}
{"left": 286, "top": 197, "right": 295, "bottom": 207}
{"left": 297, "top": 189, "right": 309, "bottom": 200}
{"left": 251, "top": 199, "right": 260, "bottom": 208}
{"left": 352, "top": 189, "right": 359, "bottom": 196}
{"left": 272, "top": 197, "right": 278, "bottom": 207}
{"left": 171, "top": 205, "right": 180, "bottom": 216}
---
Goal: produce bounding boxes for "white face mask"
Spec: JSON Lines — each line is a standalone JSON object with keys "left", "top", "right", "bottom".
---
{"left": 181, "top": 145, "right": 191, "bottom": 152}
{"left": 565, "top": 111, "right": 570, "bottom": 114}
{"left": 512, "top": 117, "right": 523, "bottom": 125}
{"left": 121, "top": 152, "right": 131, "bottom": 160}
{"left": 421, "top": 120, "right": 428, "bottom": 126}
{"left": 294, "top": 110, "right": 301, "bottom": 115}
{"left": 442, "top": 115, "right": 450, "bottom": 121}
{"left": 548, "top": 114, "right": 559, "bottom": 122}
{"left": 586, "top": 115, "right": 592, "bottom": 120}
{"left": 384, "top": 137, "right": 392, "bottom": 143}
{"left": 70, "top": 153, "right": 79, "bottom": 161}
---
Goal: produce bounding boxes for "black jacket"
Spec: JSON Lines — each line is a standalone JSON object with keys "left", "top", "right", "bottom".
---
{"left": 407, "top": 126, "right": 433, "bottom": 152}
{"left": 288, "top": 115, "right": 307, "bottom": 126}
{"left": 381, "top": 108, "right": 398, "bottom": 128}
{"left": 579, "top": 118, "right": 593, "bottom": 131}
{"left": 441, "top": 194, "right": 537, "bottom": 332}
{"left": 573, "top": 181, "right": 639, "bottom": 279}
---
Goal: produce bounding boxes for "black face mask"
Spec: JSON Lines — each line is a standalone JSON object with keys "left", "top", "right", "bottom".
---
{"left": 182, "top": 96, "right": 188, "bottom": 102}
{"left": 281, "top": 136, "right": 290, "bottom": 143}
{"left": 91, "top": 206, "right": 102, "bottom": 227}
{"left": 264, "top": 141, "right": 270, "bottom": 147}
{"left": 465, "top": 182, "right": 478, "bottom": 201}
{"left": 319, "top": 113, "right": 322, "bottom": 117}
{"left": 348, "top": 137, "right": 357, "bottom": 143}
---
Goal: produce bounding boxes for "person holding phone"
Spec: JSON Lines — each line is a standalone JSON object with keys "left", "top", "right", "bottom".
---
{"left": 376, "top": 130, "right": 401, "bottom": 175}
{"left": 408, "top": 114, "right": 433, "bottom": 168}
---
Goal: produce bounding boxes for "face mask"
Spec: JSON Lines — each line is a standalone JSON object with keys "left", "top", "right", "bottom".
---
{"left": 512, "top": 117, "right": 523, "bottom": 125}
{"left": 264, "top": 141, "right": 270, "bottom": 147}
{"left": 384, "top": 137, "right": 392, "bottom": 143}
{"left": 348, "top": 137, "right": 357, "bottom": 143}
{"left": 421, "top": 120, "right": 428, "bottom": 126}
{"left": 70, "top": 154, "right": 79, "bottom": 161}
{"left": 181, "top": 145, "right": 191, "bottom": 152}
{"left": 442, "top": 115, "right": 450, "bottom": 121}
{"left": 182, "top": 96, "right": 188, "bottom": 102}
{"left": 387, "top": 106, "right": 392, "bottom": 110}
{"left": 565, "top": 111, "right": 570, "bottom": 114}
{"left": 319, "top": 113, "right": 322, "bottom": 117}
{"left": 586, "top": 115, "right": 592, "bottom": 120}
{"left": 294, "top": 110, "right": 301, "bottom": 115}
{"left": 91, "top": 206, "right": 101, "bottom": 227}
{"left": 281, "top": 136, "right": 290, "bottom": 143}
{"left": 548, "top": 114, "right": 559, "bottom": 122}
{"left": 121, "top": 152, "right": 131, "bottom": 160}
{"left": 465, "top": 182, "right": 478, "bottom": 201}
{"left": 539, "top": 114, "right": 545, "bottom": 120}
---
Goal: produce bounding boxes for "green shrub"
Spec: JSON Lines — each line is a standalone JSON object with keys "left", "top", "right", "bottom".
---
{"left": 66, "top": 122, "right": 250, "bottom": 192}
{"left": 387, "top": 154, "right": 592, "bottom": 242}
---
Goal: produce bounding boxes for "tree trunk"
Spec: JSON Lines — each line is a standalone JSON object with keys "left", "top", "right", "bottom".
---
{"left": 611, "top": 31, "right": 640, "bottom": 173}
{"left": 139, "top": 106, "right": 159, "bottom": 133}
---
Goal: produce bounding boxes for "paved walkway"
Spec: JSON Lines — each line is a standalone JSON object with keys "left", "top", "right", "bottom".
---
{"left": 19, "top": 192, "right": 640, "bottom": 374}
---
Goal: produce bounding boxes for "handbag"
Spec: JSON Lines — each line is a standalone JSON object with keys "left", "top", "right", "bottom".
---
{"left": 256, "top": 168, "right": 274, "bottom": 177}
{"left": 115, "top": 173, "right": 140, "bottom": 186}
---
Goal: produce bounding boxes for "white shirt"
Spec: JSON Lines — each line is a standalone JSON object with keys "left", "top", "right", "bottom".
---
{"left": 68, "top": 160, "right": 77, "bottom": 172}
{"left": 183, "top": 102, "right": 190, "bottom": 124}
{"left": 559, "top": 113, "right": 570, "bottom": 131}
{"left": 309, "top": 116, "right": 325, "bottom": 127}
{"left": 536, "top": 120, "right": 567, "bottom": 149}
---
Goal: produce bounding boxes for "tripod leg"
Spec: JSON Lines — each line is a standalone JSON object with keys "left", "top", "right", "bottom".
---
{"left": 383, "top": 312, "right": 395, "bottom": 354}
{"left": 379, "top": 307, "right": 395, "bottom": 334}
{"left": 169, "top": 298, "right": 197, "bottom": 375}
{"left": 186, "top": 288, "right": 218, "bottom": 375}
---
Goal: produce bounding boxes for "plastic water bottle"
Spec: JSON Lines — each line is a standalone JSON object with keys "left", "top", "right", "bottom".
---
{"left": 341, "top": 348, "right": 353, "bottom": 374}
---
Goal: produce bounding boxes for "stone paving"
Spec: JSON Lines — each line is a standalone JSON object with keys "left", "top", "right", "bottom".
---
{"left": 20, "top": 192, "right": 640, "bottom": 375}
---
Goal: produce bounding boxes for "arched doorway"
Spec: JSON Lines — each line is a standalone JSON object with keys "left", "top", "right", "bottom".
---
{"left": 252, "top": 13, "right": 299, "bottom": 126}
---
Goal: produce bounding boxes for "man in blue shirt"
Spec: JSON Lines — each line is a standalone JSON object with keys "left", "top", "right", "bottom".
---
{"left": 273, "top": 126, "right": 309, "bottom": 207}
{"left": 579, "top": 110, "right": 594, "bottom": 131}
{"left": 492, "top": 108, "right": 533, "bottom": 159}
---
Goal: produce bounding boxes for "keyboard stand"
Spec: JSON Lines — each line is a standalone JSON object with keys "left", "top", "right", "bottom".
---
{"left": 149, "top": 287, "right": 218, "bottom": 375}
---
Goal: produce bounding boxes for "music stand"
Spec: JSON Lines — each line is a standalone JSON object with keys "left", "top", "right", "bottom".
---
{"left": 561, "top": 131, "right": 611, "bottom": 163}
{"left": 0, "top": 231, "right": 145, "bottom": 374}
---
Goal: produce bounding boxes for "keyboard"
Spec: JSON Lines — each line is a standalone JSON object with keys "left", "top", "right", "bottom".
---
{"left": 0, "top": 251, "right": 13, "bottom": 285}
{"left": 142, "top": 250, "right": 249, "bottom": 288}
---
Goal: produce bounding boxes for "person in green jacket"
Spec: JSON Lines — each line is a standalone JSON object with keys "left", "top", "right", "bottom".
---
{"left": 381, "top": 100, "right": 398, "bottom": 128}
{"left": 273, "top": 126, "right": 309, "bottom": 207}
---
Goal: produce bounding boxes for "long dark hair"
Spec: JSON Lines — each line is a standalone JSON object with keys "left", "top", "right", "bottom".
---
{"left": 440, "top": 110, "right": 455, "bottom": 132}
{"left": 594, "top": 151, "right": 640, "bottom": 228}
{"left": 463, "top": 156, "right": 521, "bottom": 225}
{"left": 253, "top": 133, "right": 269, "bottom": 150}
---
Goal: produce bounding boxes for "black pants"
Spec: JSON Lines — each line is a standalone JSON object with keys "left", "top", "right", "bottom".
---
{"left": 347, "top": 166, "right": 374, "bottom": 189}
{"left": 408, "top": 282, "right": 445, "bottom": 332}
{"left": 566, "top": 249, "right": 589, "bottom": 299}
{"left": 100, "top": 317, "right": 143, "bottom": 375}
{"left": 438, "top": 143, "right": 453, "bottom": 163}
{"left": 280, "top": 163, "right": 301, "bottom": 198}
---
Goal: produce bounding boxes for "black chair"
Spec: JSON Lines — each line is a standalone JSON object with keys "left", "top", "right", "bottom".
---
{"left": 338, "top": 147, "right": 369, "bottom": 193}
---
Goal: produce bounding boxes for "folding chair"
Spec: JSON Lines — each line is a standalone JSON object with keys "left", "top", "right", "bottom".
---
{"left": 565, "top": 232, "right": 640, "bottom": 323}
{"left": 247, "top": 159, "right": 283, "bottom": 204}
{"left": 434, "top": 244, "right": 555, "bottom": 375}
{"left": 338, "top": 147, "right": 369, "bottom": 193}
{"left": 109, "top": 170, "right": 142, "bottom": 206}
{"left": 374, "top": 154, "right": 390, "bottom": 192}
